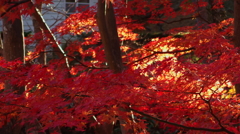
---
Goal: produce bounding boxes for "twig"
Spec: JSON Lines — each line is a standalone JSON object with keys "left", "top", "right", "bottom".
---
{"left": 118, "top": 14, "right": 210, "bottom": 26}
{"left": 38, "top": 51, "right": 108, "bottom": 69}
{"left": 128, "top": 107, "right": 234, "bottom": 133}
{"left": 127, "top": 47, "right": 195, "bottom": 65}
{"left": 0, "top": 100, "right": 30, "bottom": 109}
{"left": 198, "top": 93, "right": 234, "bottom": 134}
{"left": 0, "top": 0, "right": 30, "bottom": 17}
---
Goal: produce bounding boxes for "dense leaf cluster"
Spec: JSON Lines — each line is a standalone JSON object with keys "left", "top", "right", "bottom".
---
{"left": 0, "top": 0, "right": 239, "bottom": 133}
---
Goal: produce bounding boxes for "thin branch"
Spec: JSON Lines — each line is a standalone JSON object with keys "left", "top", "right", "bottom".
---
{"left": 118, "top": 14, "right": 210, "bottom": 26}
{"left": 0, "top": 0, "right": 30, "bottom": 17}
{"left": 66, "top": 54, "right": 108, "bottom": 69}
{"left": 38, "top": 51, "right": 108, "bottom": 69}
{"left": 128, "top": 107, "right": 234, "bottom": 133}
{"left": 0, "top": 100, "right": 30, "bottom": 109}
{"left": 198, "top": 93, "right": 234, "bottom": 134}
{"left": 29, "top": 0, "right": 70, "bottom": 69}
{"left": 127, "top": 47, "right": 195, "bottom": 65}
{"left": 147, "top": 16, "right": 198, "bottom": 24}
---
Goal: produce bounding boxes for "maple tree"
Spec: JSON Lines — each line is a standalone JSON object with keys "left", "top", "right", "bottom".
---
{"left": 0, "top": 0, "right": 239, "bottom": 134}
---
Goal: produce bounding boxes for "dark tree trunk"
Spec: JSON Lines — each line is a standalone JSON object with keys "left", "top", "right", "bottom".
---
{"left": 0, "top": 8, "right": 25, "bottom": 134}
{"left": 2, "top": 9, "right": 25, "bottom": 94}
{"left": 97, "top": 0, "right": 123, "bottom": 73}
{"left": 95, "top": 0, "right": 127, "bottom": 133}
{"left": 234, "top": 0, "right": 240, "bottom": 94}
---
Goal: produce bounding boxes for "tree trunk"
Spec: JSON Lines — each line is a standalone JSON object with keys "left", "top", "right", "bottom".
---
{"left": 2, "top": 7, "right": 25, "bottom": 94}
{"left": 0, "top": 7, "right": 25, "bottom": 134}
{"left": 96, "top": 0, "right": 128, "bottom": 134}
{"left": 32, "top": 2, "right": 47, "bottom": 65}
{"left": 97, "top": 0, "right": 123, "bottom": 73}
{"left": 234, "top": 0, "right": 240, "bottom": 94}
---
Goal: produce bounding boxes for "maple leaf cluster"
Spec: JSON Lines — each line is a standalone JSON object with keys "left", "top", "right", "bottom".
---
{"left": 0, "top": 0, "right": 239, "bottom": 133}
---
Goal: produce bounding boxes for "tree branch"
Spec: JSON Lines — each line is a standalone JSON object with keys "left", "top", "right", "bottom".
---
{"left": 39, "top": 51, "right": 108, "bottom": 69}
{"left": 118, "top": 14, "right": 211, "bottom": 26}
{"left": 128, "top": 107, "right": 234, "bottom": 133}
{"left": 29, "top": 0, "right": 70, "bottom": 69}
{"left": 0, "top": 100, "right": 30, "bottom": 109}
{"left": 0, "top": 0, "right": 30, "bottom": 17}
{"left": 127, "top": 47, "right": 195, "bottom": 65}
{"left": 198, "top": 93, "right": 234, "bottom": 134}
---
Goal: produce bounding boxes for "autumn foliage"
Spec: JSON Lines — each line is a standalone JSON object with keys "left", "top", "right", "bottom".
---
{"left": 0, "top": 0, "right": 239, "bottom": 133}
